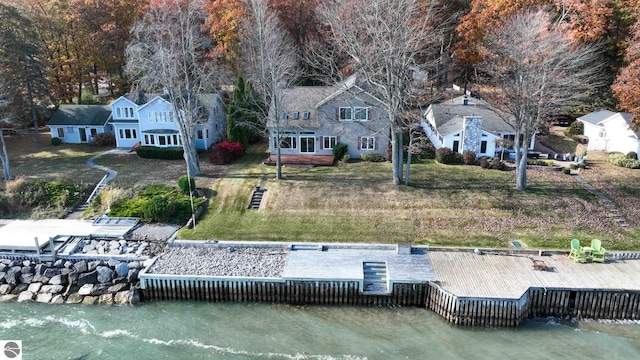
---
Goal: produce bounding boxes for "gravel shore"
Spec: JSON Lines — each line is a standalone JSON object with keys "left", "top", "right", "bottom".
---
{"left": 148, "top": 247, "right": 289, "bottom": 278}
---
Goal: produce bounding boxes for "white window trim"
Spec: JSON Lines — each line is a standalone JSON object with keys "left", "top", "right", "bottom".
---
{"left": 361, "top": 136, "right": 376, "bottom": 150}
{"left": 339, "top": 107, "right": 352, "bottom": 121}
{"left": 323, "top": 136, "right": 337, "bottom": 150}
{"left": 353, "top": 107, "right": 368, "bottom": 121}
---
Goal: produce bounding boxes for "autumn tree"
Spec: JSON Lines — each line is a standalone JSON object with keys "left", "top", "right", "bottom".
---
{"left": 479, "top": 7, "right": 606, "bottom": 190}
{"left": 612, "top": 2, "right": 640, "bottom": 124}
{"left": 205, "top": 0, "right": 246, "bottom": 64}
{"left": 239, "top": 0, "right": 299, "bottom": 180}
{"left": 318, "top": 0, "right": 440, "bottom": 185}
{"left": 0, "top": 3, "right": 48, "bottom": 142}
{"left": 0, "top": 75, "right": 14, "bottom": 180}
{"left": 126, "top": 0, "right": 226, "bottom": 176}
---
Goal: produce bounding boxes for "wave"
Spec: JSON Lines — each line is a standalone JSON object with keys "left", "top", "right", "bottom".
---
{"left": 142, "top": 338, "right": 367, "bottom": 360}
{"left": 43, "top": 316, "right": 97, "bottom": 335}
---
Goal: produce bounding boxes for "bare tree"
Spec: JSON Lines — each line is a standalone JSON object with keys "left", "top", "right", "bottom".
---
{"left": 239, "top": 0, "right": 299, "bottom": 180}
{"left": 479, "top": 7, "right": 606, "bottom": 190}
{"left": 317, "top": 0, "right": 440, "bottom": 185}
{"left": 0, "top": 76, "right": 13, "bottom": 180}
{"left": 125, "top": 0, "right": 224, "bottom": 176}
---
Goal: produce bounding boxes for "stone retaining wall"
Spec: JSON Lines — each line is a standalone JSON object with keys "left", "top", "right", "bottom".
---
{"left": 0, "top": 258, "right": 146, "bottom": 305}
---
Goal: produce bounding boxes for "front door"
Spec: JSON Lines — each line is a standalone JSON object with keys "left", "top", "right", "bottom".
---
{"left": 79, "top": 128, "right": 87, "bottom": 142}
{"left": 300, "top": 136, "right": 315, "bottom": 153}
{"left": 453, "top": 140, "right": 459, "bottom": 153}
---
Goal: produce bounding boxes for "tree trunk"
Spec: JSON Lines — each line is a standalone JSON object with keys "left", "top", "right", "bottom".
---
{"left": 0, "top": 129, "right": 12, "bottom": 180}
{"left": 184, "top": 143, "right": 201, "bottom": 177}
{"left": 391, "top": 131, "right": 403, "bottom": 185}
{"left": 404, "top": 130, "right": 414, "bottom": 186}
{"left": 25, "top": 77, "right": 41, "bottom": 144}
{"left": 276, "top": 144, "right": 282, "bottom": 180}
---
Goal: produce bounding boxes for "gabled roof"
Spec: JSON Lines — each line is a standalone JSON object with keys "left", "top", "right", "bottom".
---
{"left": 426, "top": 96, "right": 514, "bottom": 136}
{"left": 577, "top": 109, "right": 618, "bottom": 125}
{"left": 47, "top": 105, "right": 111, "bottom": 127}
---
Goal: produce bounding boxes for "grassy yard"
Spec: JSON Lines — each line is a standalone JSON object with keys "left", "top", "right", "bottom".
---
{"left": 181, "top": 145, "right": 640, "bottom": 250}
{"left": 4, "top": 131, "right": 639, "bottom": 250}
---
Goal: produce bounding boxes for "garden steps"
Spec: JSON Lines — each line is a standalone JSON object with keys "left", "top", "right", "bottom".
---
{"left": 573, "top": 175, "right": 630, "bottom": 228}
{"left": 248, "top": 188, "right": 265, "bottom": 210}
{"left": 362, "top": 261, "right": 389, "bottom": 294}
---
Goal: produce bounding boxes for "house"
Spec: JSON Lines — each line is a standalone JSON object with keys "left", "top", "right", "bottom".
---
{"left": 47, "top": 105, "right": 113, "bottom": 143}
{"left": 576, "top": 109, "right": 638, "bottom": 153}
{"left": 268, "top": 75, "right": 390, "bottom": 160}
{"left": 109, "top": 93, "right": 227, "bottom": 150}
{"left": 421, "top": 95, "right": 535, "bottom": 157}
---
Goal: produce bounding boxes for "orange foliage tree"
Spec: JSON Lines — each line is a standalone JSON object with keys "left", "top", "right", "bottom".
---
{"left": 612, "top": 2, "right": 640, "bottom": 123}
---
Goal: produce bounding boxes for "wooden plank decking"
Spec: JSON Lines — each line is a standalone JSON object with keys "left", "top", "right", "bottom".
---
{"left": 429, "top": 251, "right": 640, "bottom": 299}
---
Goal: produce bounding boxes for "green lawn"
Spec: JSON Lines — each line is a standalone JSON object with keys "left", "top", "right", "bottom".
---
{"left": 180, "top": 146, "right": 640, "bottom": 250}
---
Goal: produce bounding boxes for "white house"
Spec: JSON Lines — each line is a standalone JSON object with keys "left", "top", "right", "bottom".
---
{"left": 422, "top": 95, "right": 535, "bottom": 157}
{"left": 577, "top": 109, "right": 639, "bottom": 154}
{"left": 47, "top": 105, "right": 113, "bottom": 143}
{"left": 110, "top": 93, "right": 227, "bottom": 150}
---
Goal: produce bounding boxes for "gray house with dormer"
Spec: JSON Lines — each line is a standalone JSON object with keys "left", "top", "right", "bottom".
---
{"left": 422, "top": 95, "right": 535, "bottom": 157}
{"left": 268, "top": 75, "right": 390, "bottom": 160}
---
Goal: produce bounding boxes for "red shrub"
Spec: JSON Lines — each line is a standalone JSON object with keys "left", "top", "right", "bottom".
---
{"left": 209, "top": 140, "right": 244, "bottom": 165}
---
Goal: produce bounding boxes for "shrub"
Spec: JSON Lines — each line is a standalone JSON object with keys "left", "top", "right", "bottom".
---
{"left": 332, "top": 143, "right": 348, "bottom": 161}
{"left": 536, "top": 160, "right": 548, "bottom": 166}
{"left": 570, "top": 163, "right": 578, "bottom": 170}
{"left": 135, "top": 146, "right": 184, "bottom": 160}
{"left": 92, "top": 133, "right": 116, "bottom": 146}
{"left": 178, "top": 175, "right": 196, "bottom": 194}
{"left": 360, "top": 153, "right": 386, "bottom": 162}
{"left": 479, "top": 157, "right": 490, "bottom": 169}
{"left": 489, "top": 158, "right": 505, "bottom": 170}
{"left": 563, "top": 121, "right": 584, "bottom": 136}
{"left": 435, "top": 147, "right": 463, "bottom": 164}
{"left": 51, "top": 137, "right": 61, "bottom": 146}
{"left": 626, "top": 151, "right": 638, "bottom": 160}
{"left": 419, "top": 143, "right": 436, "bottom": 160}
{"left": 209, "top": 140, "right": 244, "bottom": 165}
{"left": 563, "top": 168, "right": 572, "bottom": 175}
{"left": 462, "top": 150, "right": 476, "bottom": 165}
{"left": 609, "top": 152, "right": 640, "bottom": 169}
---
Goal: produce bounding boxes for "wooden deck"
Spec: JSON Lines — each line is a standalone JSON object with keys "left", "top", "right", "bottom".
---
{"left": 429, "top": 251, "right": 640, "bottom": 299}
{"left": 263, "top": 154, "right": 335, "bottom": 166}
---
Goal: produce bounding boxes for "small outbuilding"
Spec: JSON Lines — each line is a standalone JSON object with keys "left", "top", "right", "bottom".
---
{"left": 47, "top": 105, "right": 113, "bottom": 144}
{"left": 576, "top": 109, "right": 638, "bottom": 154}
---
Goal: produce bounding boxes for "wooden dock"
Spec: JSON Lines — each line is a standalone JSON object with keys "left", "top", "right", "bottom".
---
{"left": 137, "top": 242, "right": 640, "bottom": 327}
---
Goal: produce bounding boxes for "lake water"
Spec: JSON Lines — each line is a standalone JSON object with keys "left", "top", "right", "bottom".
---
{"left": 1, "top": 301, "right": 640, "bottom": 359}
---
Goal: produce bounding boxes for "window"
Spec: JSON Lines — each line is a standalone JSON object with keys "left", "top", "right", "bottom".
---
{"left": 57, "top": 128, "right": 64, "bottom": 138}
{"left": 303, "top": 112, "right": 310, "bottom": 120}
{"left": 480, "top": 141, "right": 487, "bottom": 154}
{"left": 119, "top": 128, "right": 137, "bottom": 139}
{"left": 300, "top": 136, "right": 315, "bottom": 153}
{"left": 90, "top": 129, "right": 97, "bottom": 137}
{"left": 360, "top": 136, "right": 376, "bottom": 150}
{"left": 292, "top": 111, "right": 299, "bottom": 119}
{"left": 323, "top": 136, "right": 337, "bottom": 150}
{"left": 159, "top": 136, "right": 166, "bottom": 146}
{"left": 116, "top": 107, "right": 134, "bottom": 118}
{"left": 339, "top": 107, "right": 352, "bottom": 121}
{"left": 353, "top": 107, "right": 368, "bottom": 121}
{"left": 599, "top": 130, "right": 606, "bottom": 138}
{"left": 281, "top": 111, "right": 288, "bottom": 119}
{"left": 276, "top": 134, "right": 297, "bottom": 149}
{"left": 206, "top": 129, "right": 209, "bottom": 138}
{"left": 197, "top": 130, "right": 204, "bottom": 139}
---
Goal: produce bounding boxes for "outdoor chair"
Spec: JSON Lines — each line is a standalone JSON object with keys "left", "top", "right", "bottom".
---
{"left": 568, "top": 238, "right": 586, "bottom": 263}
{"left": 590, "top": 239, "right": 606, "bottom": 263}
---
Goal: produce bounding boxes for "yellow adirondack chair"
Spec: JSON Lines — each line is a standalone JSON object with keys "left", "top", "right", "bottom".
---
{"left": 591, "top": 239, "right": 606, "bottom": 263}
{"left": 568, "top": 238, "right": 586, "bottom": 263}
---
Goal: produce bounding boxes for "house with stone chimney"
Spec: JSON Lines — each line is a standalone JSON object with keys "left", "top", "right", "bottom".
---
{"left": 421, "top": 95, "right": 535, "bottom": 158}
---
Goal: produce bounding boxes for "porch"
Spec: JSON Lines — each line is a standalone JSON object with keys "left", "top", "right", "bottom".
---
{"left": 264, "top": 154, "right": 335, "bottom": 166}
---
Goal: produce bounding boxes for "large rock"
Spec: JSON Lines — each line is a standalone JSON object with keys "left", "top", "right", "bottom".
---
{"left": 114, "top": 289, "right": 140, "bottom": 305}
{"left": 5, "top": 270, "right": 20, "bottom": 285}
{"left": 0, "top": 284, "right": 13, "bottom": 295}
{"left": 115, "top": 263, "right": 129, "bottom": 277}
{"left": 21, "top": 265, "right": 34, "bottom": 274}
{"left": 53, "top": 259, "right": 65, "bottom": 268}
{"left": 19, "top": 273, "right": 34, "bottom": 284}
{"left": 27, "top": 283, "right": 42, "bottom": 293}
{"left": 0, "top": 263, "right": 7, "bottom": 273}
{"left": 0, "top": 272, "right": 5, "bottom": 284}
{"left": 127, "top": 269, "right": 140, "bottom": 283}
{"left": 12, "top": 283, "right": 29, "bottom": 294}
{"left": 82, "top": 296, "right": 98, "bottom": 305}
{"left": 34, "top": 264, "right": 46, "bottom": 275}
{"left": 90, "top": 284, "right": 110, "bottom": 296}
{"left": 40, "top": 285, "right": 65, "bottom": 294}
{"left": 98, "top": 294, "right": 113, "bottom": 305}
{"left": 73, "top": 261, "right": 88, "bottom": 273}
{"left": 77, "top": 270, "right": 98, "bottom": 286}
{"left": 51, "top": 295, "right": 65, "bottom": 304}
{"left": 49, "top": 274, "right": 69, "bottom": 286}
{"left": 0, "top": 294, "right": 17, "bottom": 302}
{"left": 17, "top": 291, "right": 34, "bottom": 302}
{"left": 32, "top": 274, "right": 50, "bottom": 284}
{"left": 107, "top": 283, "right": 128, "bottom": 294}
{"left": 67, "top": 272, "right": 79, "bottom": 286}
{"left": 43, "top": 268, "right": 61, "bottom": 278}
{"left": 64, "top": 284, "right": 80, "bottom": 296}
{"left": 78, "top": 284, "right": 94, "bottom": 296}
{"left": 96, "top": 266, "right": 114, "bottom": 283}
{"left": 87, "top": 261, "right": 101, "bottom": 272}
{"left": 36, "top": 293, "right": 52, "bottom": 303}
{"left": 66, "top": 293, "right": 83, "bottom": 304}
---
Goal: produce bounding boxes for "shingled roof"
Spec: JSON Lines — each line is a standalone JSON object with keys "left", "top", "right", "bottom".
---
{"left": 47, "top": 105, "right": 112, "bottom": 126}
{"left": 428, "top": 96, "right": 514, "bottom": 136}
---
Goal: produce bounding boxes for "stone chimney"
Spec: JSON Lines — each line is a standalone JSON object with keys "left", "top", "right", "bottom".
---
{"left": 462, "top": 116, "right": 482, "bottom": 153}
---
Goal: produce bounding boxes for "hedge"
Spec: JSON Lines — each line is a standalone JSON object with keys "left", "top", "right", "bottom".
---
{"left": 135, "top": 146, "right": 184, "bottom": 160}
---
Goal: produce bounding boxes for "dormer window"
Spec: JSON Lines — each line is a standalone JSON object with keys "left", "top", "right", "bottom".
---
{"left": 116, "top": 106, "right": 135, "bottom": 119}
{"left": 303, "top": 112, "right": 310, "bottom": 120}
{"left": 281, "top": 111, "right": 287, "bottom": 119}
{"left": 292, "top": 111, "right": 299, "bottom": 119}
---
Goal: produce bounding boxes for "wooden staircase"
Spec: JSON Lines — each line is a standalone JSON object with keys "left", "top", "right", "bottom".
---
{"left": 248, "top": 187, "right": 265, "bottom": 210}
{"left": 362, "top": 261, "right": 389, "bottom": 294}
